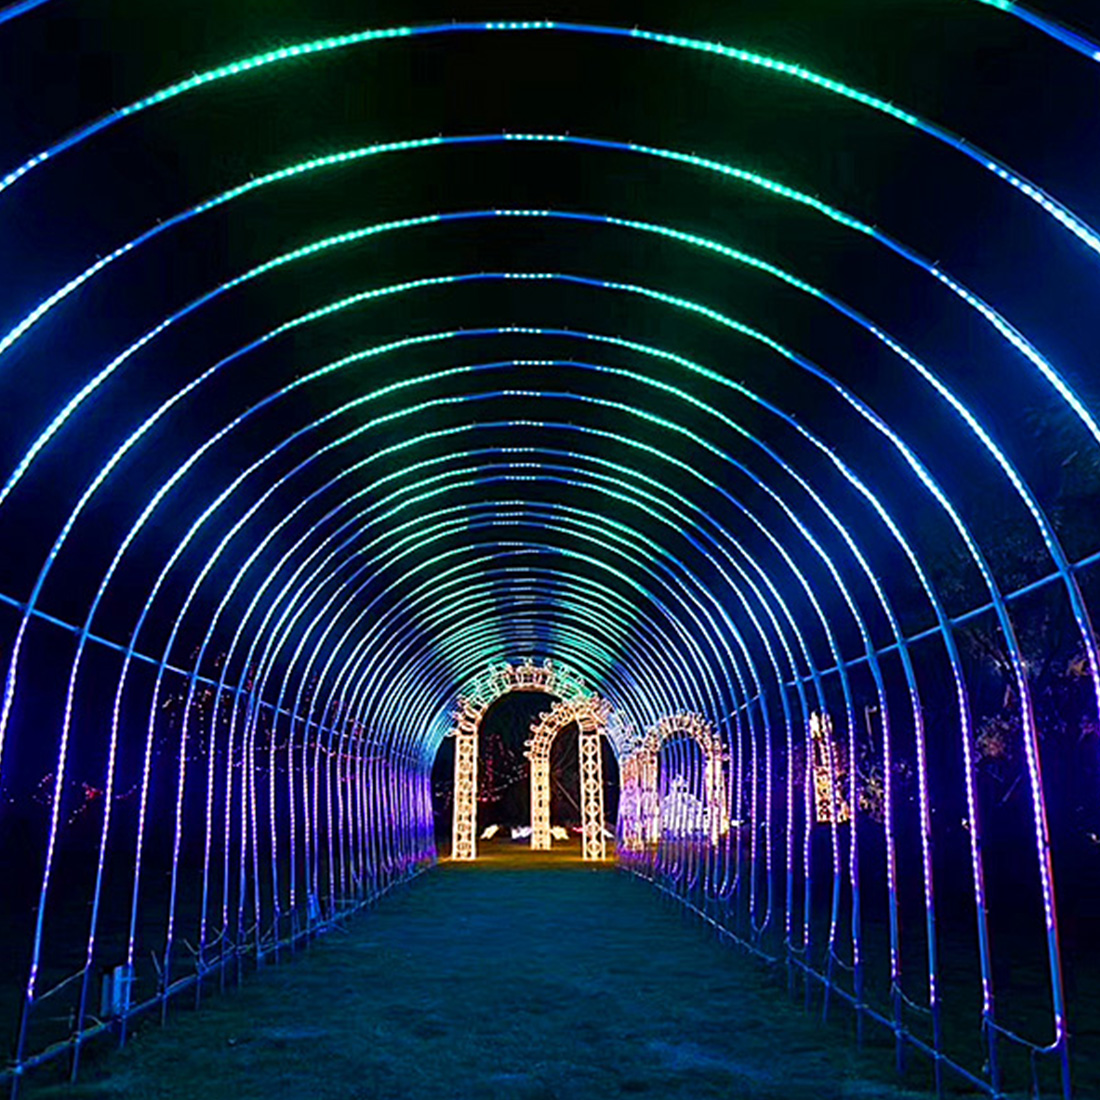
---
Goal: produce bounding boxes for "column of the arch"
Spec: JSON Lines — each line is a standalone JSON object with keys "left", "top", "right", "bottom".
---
{"left": 618, "top": 754, "right": 641, "bottom": 852}
{"left": 642, "top": 753, "right": 660, "bottom": 845}
{"left": 530, "top": 752, "right": 552, "bottom": 850}
{"left": 579, "top": 732, "right": 606, "bottom": 861}
{"left": 704, "top": 750, "right": 728, "bottom": 846}
{"left": 451, "top": 731, "right": 478, "bottom": 861}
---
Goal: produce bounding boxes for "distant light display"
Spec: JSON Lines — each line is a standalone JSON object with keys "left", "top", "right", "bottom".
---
{"left": 810, "top": 712, "right": 850, "bottom": 826}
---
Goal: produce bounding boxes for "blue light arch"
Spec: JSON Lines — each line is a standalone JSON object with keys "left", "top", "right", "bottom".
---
{"left": 0, "top": 5, "right": 1097, "bottom": 1098}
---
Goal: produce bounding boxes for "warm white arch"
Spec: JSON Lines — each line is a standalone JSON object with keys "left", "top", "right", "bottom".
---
{"left": 446, "top": 658, "right": 598, "bottom": 859}
{"left": 622, "top": 713, "right": 727, "bottom": 847}
{"left": 526, "top": 696, "right": 612, "bottom": 860}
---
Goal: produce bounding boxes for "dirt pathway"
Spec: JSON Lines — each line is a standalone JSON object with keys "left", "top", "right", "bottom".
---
{"left": 40, "top": 852, "right": 931, "bottom": 1099}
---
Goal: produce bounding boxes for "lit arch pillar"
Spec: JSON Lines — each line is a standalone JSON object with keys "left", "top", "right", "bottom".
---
{"left": 450, "top": 698, "right": 484, "bottom": 861}
{"left": 530, "top": 752, "right": 552, "bottom": 850}
{"left": 579, "top": 731, "right": 606, "bottom": 861}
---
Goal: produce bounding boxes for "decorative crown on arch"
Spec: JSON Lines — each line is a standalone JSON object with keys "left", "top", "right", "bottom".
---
{"left": 525, "top": 695, "right": 612, "bottom": 760}
{"left": 638, "top": 712, "right": 726, "bottom": 762}
{"left": 448, "top": 658, "right": 593, "bottom": 736}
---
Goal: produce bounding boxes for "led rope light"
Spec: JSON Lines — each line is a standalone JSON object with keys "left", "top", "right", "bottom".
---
{"left": 8, "top": 290, "right": 1073, "bottom": 1056}
{"left": 1, "top": 133, "right": 1093, "bottom": 640}
{"left": 88, "top": 413, "right": 831, "bottom": 946}
{"left": 27, "top": 369, "right": 928, "bottom": 1020}
{"left": 209, "top": 457, "right": 708, "bottom": 756}
{"left": 0, "top": 225, "right": 1086, "bottom": 792}
{"left": 2, "top": 323, "right": 910, "bottom": 800}
{"left": 290, "top": 442, "right": 809, "bottom": 752}
{"left": 0, "top": 21, "right": 1086, "bottom": 1086}
{"left": 2, "top": 17, "right": 1097, "bottom": 270}
{"left": 60, "top": 396, "right": 840, "bottom": 884}
{"left": 0, "top": 0, "right": 50, "bottom": 24}
{"left": 5, "top": 205, "right": 1092, "bottom": 776}
{"left": 193, "top": 426, "right": 761, "bottom": 809}
{"left": 972, "top": 0, "right": 1100, "bottom": 62}
{"left": 17, "top": 334, "right": 1025, "bottom": 1073}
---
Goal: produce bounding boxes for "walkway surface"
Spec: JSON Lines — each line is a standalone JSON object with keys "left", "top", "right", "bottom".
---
{"left": 39, "top": 849, "right": 928, "bottom": 1099}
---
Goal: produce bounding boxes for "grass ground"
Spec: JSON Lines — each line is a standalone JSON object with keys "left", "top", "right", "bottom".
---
{"left": 30, "top": 843, "right": 946, "bottom": 1099}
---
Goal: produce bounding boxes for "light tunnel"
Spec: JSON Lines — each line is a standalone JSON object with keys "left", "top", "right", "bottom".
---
{"left": 0, "top": 2, "right": 1098, "bottom": 1096}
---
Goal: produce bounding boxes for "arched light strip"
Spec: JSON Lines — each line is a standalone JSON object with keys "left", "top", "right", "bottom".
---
{"left": 183, "top": 418, "right": 815, "bottom": 781}
{"left": 251, "top": 493, "right": 708, "bottom": 740}
{"left": 0, "top": 0, "right": 51, "bottom": 26}
{"left": 294, "top": 491, "right": 753, "bottom": 744}
{"left": 3, "top": 131, "right": 1096, "bottom": 538}
{"left": 49, "top": 402, "right": 963, "bottom": 1047}
{"left": 2, "top": 196, "right": 1093, "bottom": 744}
{"left": 972, "top": 0, "right": 1100, "bottom": 63}
{"left": 4, "top": 253, "right": 1056, "bottom": 1042}
{"left": 36, "top": 343, "right": 884, "bottom": 783}
{"left": 1, "top": 19, "right": 1097, "bottom": 264}
{"left": 204, "top": 569, "right": 689, "bottom": 927}
{"left": 32, "top": 354, "right": 946, "bottom": 1007}
{"left": 191, "top": 430, "right": 813, "bottom": 820}
{"left": 358, "top": 600, "right": 647, "bottom": 762}
{"left": 365, "top": 579, "right": 658, "bottom": 744}
{"left": 385, "top": 457, "right": 787, "bottom": 712}
{"left": 149, "top": 510, "right": 743, "bottom": 980}
{"left": 165, "top": 520, "right": 756, "bottom": 975}
{"left": 195, "top": 424, "right": 818, "bottom": 897}
{"left": 6, "top": 290, "right": 1073, "bottom": 1047}
{"left": 245, "top": 510, "right": 714, "bottom": 761}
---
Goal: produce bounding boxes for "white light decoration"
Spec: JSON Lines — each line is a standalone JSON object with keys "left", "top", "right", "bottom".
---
{"left": 623, "top": 713, "right": 727, "bottom": 847}
{"left": 526, "top": 695, "right": 611, "bottom": 859}
{"left": 579, "top": 731, "right": 606, "bottom": 861}
{"left": 448, "top": 659, "right": 612, "bottom": 860}
{"left": 810, "top": 711, "right": 850, "bottom": 825}
{"left": 450, "top": 717, "right": 480, "bottom": 861}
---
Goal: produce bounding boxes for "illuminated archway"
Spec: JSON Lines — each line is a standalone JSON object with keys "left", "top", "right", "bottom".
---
{"left": 1, "top": 8, "right": 1099, "bottom": 1095}
{"left": 526, "top": 695, "right": 612, "bottom": 860}
{"left": 622, "top": 713, "right": 728, "bottom": 848}
{"left": 446, "top": 658, "right": 602, "bottom": 860}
